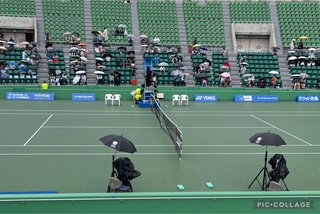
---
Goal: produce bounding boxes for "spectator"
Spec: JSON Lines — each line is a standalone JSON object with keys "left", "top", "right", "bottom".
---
{"left": 259, "top": 77, "right": 266, "bottom": 88}
{"left": 22, "top": 50, "right": 28, "bottom": 60}
{"left": 8, "top": 61, "right": 18, "bottom": 70}
{"left": 201, "top": 76, "right": 207, "bottom": 87}
{"left": 109, "top": 73, "right": 115, "bottom": 86}
{"left": 153, "top": 54, "right": 160, "bottom": 65}
{"left": 290, "top": 39, "right": 296, "bottom": 50}
{"left": 153, "top": 36, "right": 160, "bottom": 45}
{"left": 19, "top": 63, "right": 28, "bottom": 74}
{"left": 53, "top": 55, "right": 60, "bottom": 63}
{"left": 247, "top": 76, "right": 255, "bottom": 87}
{"left": 271, "top": 75, "right": 278, "bottom": 88}
{"left": 192, "top": 37, "right": 197, "bottom": 46}
{"left": 9, "top": 37, "right": 14, "bottom": 42}
{"left": 145, "top": 66, "right": 153, "bottom": 87}
{"left": 298, "top": 39, "right": 303, "bottom": 49}
{"left": 300, "top": 77, "right": 306, "bottom": 89}
{"left": 293, "top": 77, "right": 300, "bottom": 90}
{"left": 0, "top": 33, "right": 4, "bottom": 40}
{"left": 103, "top": 27, "right": 108, "bottom": 41}
{"left": 96, "top": 74, "right": 103, "bottom": 85}
{"left": 49, "top": 73, "right": 56, "bottom": 85}
{"left": 225, "top": 76, "right": 232, "bottom": 87}
{"left": 223, "top": 60, "right": 231, "bottom": 71}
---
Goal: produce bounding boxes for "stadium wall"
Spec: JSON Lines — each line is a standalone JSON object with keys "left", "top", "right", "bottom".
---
{"left": 0, "top": 86, "right": 320, "bottom": 101}
{"left": 0, "top": 191, "right": 319, "bottom": 213}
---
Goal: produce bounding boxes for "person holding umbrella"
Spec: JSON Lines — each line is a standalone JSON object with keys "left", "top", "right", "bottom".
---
{"left": 300, "top": 76, "right": 306, "bottom": 89}
{"left": 271, "top": 75, "right": 278, "bottom": 88}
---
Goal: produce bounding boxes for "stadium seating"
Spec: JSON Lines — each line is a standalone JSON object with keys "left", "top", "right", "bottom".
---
{"left": 230, "top": 1, "right": 271, "bottom": 23}
{"left": 47, "top": 48, "right": 66, "bottom": 84}
{"left": 277, "top": 2, "right": 320, "bottom": 48}
{"left": 238, "top": 52, "right": 282, "bottom": 87}
{"left": 148, "top": 52, "right": 181, "bottom": 85}
{"left": 94, "top": 49, "right": 133, "bottom": 85}
{"left": 212, "top": 52, "right": 228, "bottom": 86}
{"left": 0, "top": 0, "right": 35, "bottom": 17}
{"left": 192, "top": 55, "right": 212, "bottom": 86}
{"left": 184, "top": 1, "right": 225, "bottom": 47}
{"left": 91, "top": 0, "right": 132, "bottom": 45}
{"left": 43, "top": 0, "right": 86, "bottom": 42}
{"left": 0, "top": 50, "right": 38, "bottom": 84}
{"left": 137, "top": 0, "right": 179, "bottom": 46}
{"left": 291, "top": 67, "right": 320, "bottom": 88}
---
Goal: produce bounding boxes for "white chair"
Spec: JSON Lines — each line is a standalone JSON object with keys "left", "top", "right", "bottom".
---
{"left": 105, "top": 94, "right": 113, "bottom": 105}
{"left": 172, "top": 95, "right": 180, "bottom": 106}
{"left": 180, "top": 94, "right": 189, "bottom": 106}
{"left": 108, "top": 177, "right": 131, "bottom": 192}
{"left": 112, "top": 94, "right": 121, "bottom": 106}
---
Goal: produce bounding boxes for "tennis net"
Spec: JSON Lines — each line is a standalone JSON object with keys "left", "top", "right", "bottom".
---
{"left": 150, "top": 95, "right": 182, "bottom": 160}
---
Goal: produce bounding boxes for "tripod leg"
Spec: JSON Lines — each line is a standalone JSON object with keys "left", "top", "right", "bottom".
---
{"left": 248, "top": 168, "right": 264, "bottom": 189}
{"left": 282, "top": 180, "right": 289, "bottom": 191}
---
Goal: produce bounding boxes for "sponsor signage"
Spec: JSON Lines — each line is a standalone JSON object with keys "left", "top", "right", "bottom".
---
{"left": 194, "top": 94, "right": 218, "bottom": 102}
{"left": 6, "top": 92, "right": 54, "bottom": 101}
{"left": 72, "top": 93, "right": 96, "bottom": 102}
{"left": 234, "top": 95, "right": 278, "bottom": 103}
{"left": 297, "top": 96, "right": 319, "bottom": 103}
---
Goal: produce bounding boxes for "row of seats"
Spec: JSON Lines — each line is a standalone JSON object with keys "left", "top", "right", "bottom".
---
{"left": 0, "top": 0, "right": 35, "bottom": 17}
{"left": 137, "top": 0, "right": 180, "bottom": 45}
{"left": 230, "top": 2, "right": 271, "bottom": 23}
{"left": 43, "top": 0, "right": 86, "bottom": 42}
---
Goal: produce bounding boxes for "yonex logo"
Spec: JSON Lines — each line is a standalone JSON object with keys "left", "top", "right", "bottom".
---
{"left": 195, "top": 96, "right": 202, "bottom": 100}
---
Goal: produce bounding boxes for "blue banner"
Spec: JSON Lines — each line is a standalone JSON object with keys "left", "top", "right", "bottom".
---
{"left": 194, "top": 94, "right": 218, "bottom": 102}
{"left": 72, "top": 93, "right": 96, "bottom": 102}
{"left": 6, "top": 92, "right": 54, "bottom": 101}
{"left": 235, "top": 95, "right": 278, "bottom": 103}
{"left": 297, "top": 96, "right": 320, "bottom": 103}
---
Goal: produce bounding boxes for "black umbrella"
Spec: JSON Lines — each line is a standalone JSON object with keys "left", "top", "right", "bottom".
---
{"left": 248, "top": 131, "right": 286, "bottom": 191}
{"left": 203, "top": 59, "right": 212, "bottom": 66}
{"left": 102, "top": 53, "right": 112, "bottom": 59}
{"left": 127, "top": 50, "right": 135, "bottom": 55}
{"left": 117, "top": 46, "right": 127, "bottom": 51}
{"left": 99, "top": 134, "right": 137, "bottom": 154}
{"left": 249, "top": 132, "right": 286, "bottom": 146}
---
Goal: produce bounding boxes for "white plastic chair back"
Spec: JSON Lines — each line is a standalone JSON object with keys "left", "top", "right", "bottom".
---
{"left": 172, "top": 95, "right": 180, "bottom": 106}
{"left": 112, "top": 94, "right": 121, "bottom": 106}
{"left": 180, "top": 94, "right": 189, "bottom": 106}
{"left": 105, "top": 94, "right": 113, "bottom": 105}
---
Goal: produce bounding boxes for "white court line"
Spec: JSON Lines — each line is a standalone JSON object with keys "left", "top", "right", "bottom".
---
{"left": 0, "top": 152, "right": 319, "bottom": 156}
{"left": 23, "top": 114, "right": 53, "bottom": 146}
{"left": 251, "top": 115, "right": 312, "bottom": 146}
{"left": 1, "top": 109, "right": 320, "bottom": 113}
{"left": 0, "top": 144, "right": 315, "bottom": 147}
{"left": 42, "top": 126, "right": 273, "bottom": 129}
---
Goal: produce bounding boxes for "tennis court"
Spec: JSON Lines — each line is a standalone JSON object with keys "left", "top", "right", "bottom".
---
{"left": 0, "top": 100, "right": 319, "bottom": 193}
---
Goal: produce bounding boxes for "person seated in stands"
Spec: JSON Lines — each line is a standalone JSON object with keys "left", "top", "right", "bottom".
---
{"left": 167, "top": 46, "right": 173, "bottom": 53}
{"left": 290, "top": 39, "right": 296, "bottom": 50}
{"left": 114, "top": 72, "right": 121, "bottom": 86}
{"left": 53, "top": 55, "right": 60, "bottom": 63}
{"left": 223, "top": 60, "right": 231, "bottom": 71}
{"left": 288, "top": 59, "right": 296, "bottom": 70}
{"left": 96, "top": 74, "right": 103, "bottom": 86}
{"left": 259, "top": 77, "right": 266, "bottom": 88}
{"left": 293, "top": 77, "right": 300, "bottom": 90}
{"left": 8, "top": 61, "right": 18, "bottom": 70}
{"left": 271, "top": 75, "right": 278, "bottom": 88}
{"left": 198, "top": 65, "right": 205, "bottom": 73}
{"left": 45, "top": 33, "right": 51, "bottom": 43}
{"left": 174, "top": 74, "right": 181, "bottom": 86}
{"left": 109, "top": 73, "right": 115, "bottom": 86}
{"left": 0, "top": 33, "right": 4, "bottom": 40}
{"left": 9, "top": 37, "right": 14, "bottom": 43}
{"left": 308, "top": 58, "right": 316, "bottom": 66}
{"left": 247, "top": 76, "right": 255, "bottom": 87}
{"left": 80, "top": 74, "right": 87, "bottom": 85}
{"left": 171, "top": 55, "right": 178, "bottom": 64}
{"left": 300, "top": 77, "right": 306, "bottom": 89}
{"left": 153, "top": 36, "right": 160, "bottom": 45}
{"left": 60, "top": 73, "right": 68, "bottom": 85}
{"left": 316, "top": 58, "right": 320, "bottom": 67}
{"left": 19, "top": 63, "right": 28, "bottom": 75}
{"left": 298, "top": 39, "right": 303, "bottom": 49}
{"left": 128, "top": 37, "right": 133, "bottom": 46}
{"left": 309, "top": 50, "right": 315, "bottom": 58}
{"left": 201, "top": 76, "right": 207, "bottom": 88}
{"left": 298, "top": 58, "right": 305, "bottom": 66}
{"left": 22, "top": 50, "right": 28, "bottom": 60}
{"left": 225, "top": 76, "right": 232, "bottom": 87}
{"left": 49, "top": 73, "right": 56, "bottom": 85}
{"left": 222, "top": 48, "right": 228, "bottom": 56}
{"left": 220, "top": 76, "right": 225, "bottom": 87}
{"left": 114, "top": 28, "right": 120, "bottom": 37}
{"left": 318, "top": 78, "right": 320, "bottom": 89}
{"left": 153, "top": 54, "right": 161, "bottom": 65}
{"left": 94, "top": 45, "right": 100, "bottom": 53}
{"left": 180, "top": 74, "right": 186, "bottom": 86}
{"left": 47, "top": 53, "right": 54, "bottom": 62}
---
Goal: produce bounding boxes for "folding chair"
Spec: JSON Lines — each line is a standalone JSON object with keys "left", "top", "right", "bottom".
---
{"left": 105, "top": 94, "right": 113, "bottom": 105}
{"left": 172, "top": 95, "right": 180, "bottom": 106}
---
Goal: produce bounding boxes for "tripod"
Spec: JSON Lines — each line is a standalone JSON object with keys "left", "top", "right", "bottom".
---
{"left": 248, "top": 146, "right": 270, "bottom": 191}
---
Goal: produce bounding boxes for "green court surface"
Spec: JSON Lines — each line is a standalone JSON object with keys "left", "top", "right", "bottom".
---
{"left": 0, "top": 100, "right": 319, "bottom": 193}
